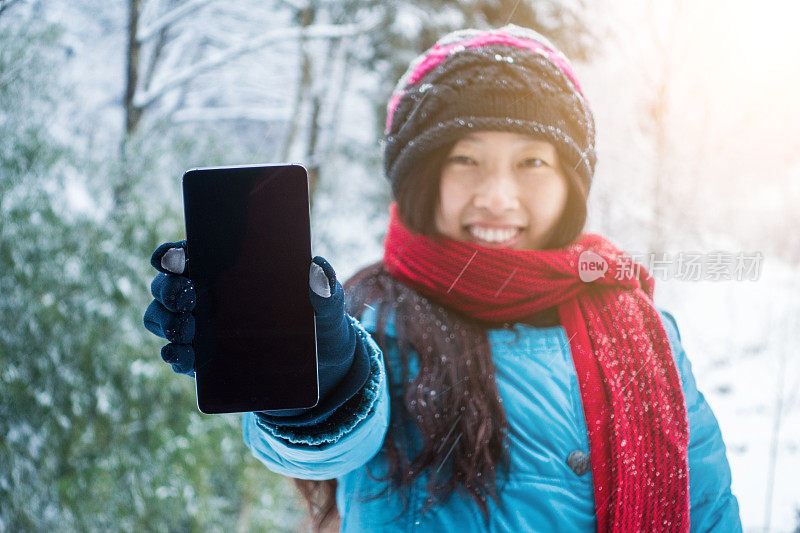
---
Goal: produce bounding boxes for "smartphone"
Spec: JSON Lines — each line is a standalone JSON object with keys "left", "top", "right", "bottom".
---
{"left": 182, "top": 163, "right": 319, "bottom": 414}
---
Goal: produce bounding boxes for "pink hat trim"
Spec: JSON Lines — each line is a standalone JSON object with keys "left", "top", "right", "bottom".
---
{"left": 385, "top": 33, "right": 583, "bottom": 134}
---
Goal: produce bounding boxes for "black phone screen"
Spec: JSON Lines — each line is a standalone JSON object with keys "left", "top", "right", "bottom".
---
{"left": 182, "top": 164, "right": 318, "bottom": 414}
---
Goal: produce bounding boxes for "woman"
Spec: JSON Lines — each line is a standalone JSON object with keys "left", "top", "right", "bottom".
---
{"left": 145, "top": 24, "right": 742, "bottom": 532}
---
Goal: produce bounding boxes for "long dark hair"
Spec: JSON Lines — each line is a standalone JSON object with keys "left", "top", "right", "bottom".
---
{"left": 290, "top": 138, "right": 589, "bottom": 532}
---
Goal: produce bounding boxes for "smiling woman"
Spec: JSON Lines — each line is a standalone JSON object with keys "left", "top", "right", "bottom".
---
{"left": 233, "top": 23, "right": 742, "bottom": 533}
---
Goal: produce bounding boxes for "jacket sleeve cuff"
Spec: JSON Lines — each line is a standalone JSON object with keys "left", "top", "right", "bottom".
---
{"left": 253, "top": 315, "right": 385, "bottom": 446}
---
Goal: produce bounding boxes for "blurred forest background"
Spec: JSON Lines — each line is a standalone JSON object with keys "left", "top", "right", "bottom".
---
{"left": 0, "top": 0, "right": 798, "bottom": 531}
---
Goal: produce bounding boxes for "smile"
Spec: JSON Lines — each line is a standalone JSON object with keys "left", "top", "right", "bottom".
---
{"left": 464, "top": 224, "right": 525, "bottom": 246}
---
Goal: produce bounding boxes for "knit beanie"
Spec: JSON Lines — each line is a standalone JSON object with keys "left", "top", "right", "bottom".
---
{"left": 382, "top": 24, "right": 597, "bottom": 199}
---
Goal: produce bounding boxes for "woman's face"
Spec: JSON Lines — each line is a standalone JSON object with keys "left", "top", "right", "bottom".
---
{"left": 434, "top": 130, "right": 570, "bottom": 251}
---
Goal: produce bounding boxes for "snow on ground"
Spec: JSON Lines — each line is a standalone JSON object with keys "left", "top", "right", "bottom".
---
{"left": 658, "top": 260, "right": 800, "bottom": 532}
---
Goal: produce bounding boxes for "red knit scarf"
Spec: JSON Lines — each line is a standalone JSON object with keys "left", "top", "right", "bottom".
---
{"left": 381, "top": 201, "right": 690, "bottom": 532}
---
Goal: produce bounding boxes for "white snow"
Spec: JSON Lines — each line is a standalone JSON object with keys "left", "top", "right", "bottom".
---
{"left": 9, "top": 0, "right": 798, "bottom": 529}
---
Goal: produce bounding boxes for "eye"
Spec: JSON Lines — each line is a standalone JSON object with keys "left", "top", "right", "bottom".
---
{"left": 448, "top": 155, "right": 477, "bottom": 165}
{"left": 520, "top": 157, "right": 548, "bottom": 168}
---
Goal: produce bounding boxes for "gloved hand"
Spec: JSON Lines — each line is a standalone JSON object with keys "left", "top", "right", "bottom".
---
{"left": 142, "top": 240, "right": 370, "bottom": 423}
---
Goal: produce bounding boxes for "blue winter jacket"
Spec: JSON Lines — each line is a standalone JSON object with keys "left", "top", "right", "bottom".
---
{"left": 242, "top": 302, "right": 742, "bottom": 532}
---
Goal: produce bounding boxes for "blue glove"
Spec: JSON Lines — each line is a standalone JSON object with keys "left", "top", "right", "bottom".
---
{"left": 143, "top": 241, "right": 197, "bottom": 375}
{"left": 142, "top": 240, "right": 370, "bottom": 424}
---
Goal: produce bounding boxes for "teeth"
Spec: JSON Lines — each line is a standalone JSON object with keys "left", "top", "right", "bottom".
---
{"left": 468, "top": 225, "right": 520, "bottom": 243}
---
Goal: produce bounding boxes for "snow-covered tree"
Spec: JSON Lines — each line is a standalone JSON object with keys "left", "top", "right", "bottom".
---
{"left": 0, "top": 4, "right": 304, "bottom": 529}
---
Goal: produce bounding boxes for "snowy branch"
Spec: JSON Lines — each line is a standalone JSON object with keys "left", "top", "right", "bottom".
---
{"left": 0, "top": 0, "right": 22, "bottom": 18}
{"left": 136, "top": 0, "right": 216, "bottom": 43}
{"left": 171, "top": 106, "right": 291, "bottom": 123}
{"left": 273, "top": 0, "right": 309, "bottom": 11}
{"left": 133, "top": 16, "right": 381, "bottom": 109}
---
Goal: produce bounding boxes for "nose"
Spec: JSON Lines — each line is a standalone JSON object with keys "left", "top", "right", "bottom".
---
{"left": 472, "top": 169, "right": 521, "bottom": 213}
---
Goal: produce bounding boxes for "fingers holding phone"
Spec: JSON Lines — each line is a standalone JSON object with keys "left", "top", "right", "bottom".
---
{"left": 143, "top": 240, "right": 197, "bottom": 376}
{"left": 143, "top": 239, "right": 369, "bottom": 426}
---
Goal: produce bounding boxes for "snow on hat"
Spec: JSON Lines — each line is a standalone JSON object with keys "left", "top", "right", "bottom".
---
{"left": 382, "top": 23, "right": 597, "bottom": 198}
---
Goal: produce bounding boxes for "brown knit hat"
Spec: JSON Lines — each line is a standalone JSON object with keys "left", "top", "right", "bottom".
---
{"left": 382, "top": 24, "right": 597, "bottom": 199}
